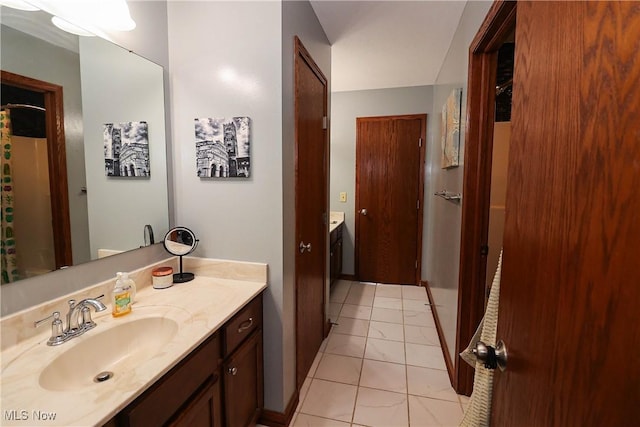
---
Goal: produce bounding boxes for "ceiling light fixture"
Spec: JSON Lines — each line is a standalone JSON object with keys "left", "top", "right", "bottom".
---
{"left": 0, "top": 0, "right": 39, "bottom": 11}
{"left": 51, "top": 16, "right": 95, "bottom": 37}
{"left": 25, "top": 0, "right": 136, "bottom": 37}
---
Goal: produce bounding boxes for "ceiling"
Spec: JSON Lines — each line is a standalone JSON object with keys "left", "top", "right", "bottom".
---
{"left": 309, "top": 0, "right": 468, "bottom": 92}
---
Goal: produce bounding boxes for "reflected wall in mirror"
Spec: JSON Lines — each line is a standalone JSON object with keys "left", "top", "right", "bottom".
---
{"left": 0, "top": 6, "right": 169, "bottom": 284}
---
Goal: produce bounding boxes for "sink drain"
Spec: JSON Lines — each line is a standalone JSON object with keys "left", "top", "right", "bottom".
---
{"left": 94, "top": 371, "right": 114, "bottom": 383}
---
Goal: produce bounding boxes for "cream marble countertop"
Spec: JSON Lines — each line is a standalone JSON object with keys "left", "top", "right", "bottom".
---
{"left": 0, "top": 257, "right": 267, "bottom": 426}
{"left": 329, "top": 211, "right": 345, "bottom": 233}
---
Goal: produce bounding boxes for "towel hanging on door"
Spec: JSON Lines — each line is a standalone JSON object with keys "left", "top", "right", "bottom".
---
{"left": 459, "top": 250, "right": 503, "bottom": 427}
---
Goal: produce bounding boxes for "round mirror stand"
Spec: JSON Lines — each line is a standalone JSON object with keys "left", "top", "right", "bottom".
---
{"left": 162, "top": 227, "right": 199, "bottom": 283}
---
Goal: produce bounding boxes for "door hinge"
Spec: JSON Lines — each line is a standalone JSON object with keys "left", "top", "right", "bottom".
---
{"left": 322, "top": 116, "right": 328, "bottom": 130}
{"left": 417, "top": 200, "right": 420, "bottom": 210}
{"left": 322, "top": 212, "right": 327, "bottom": 225}
{"left": 415, "top": 260, "right": 418, "bottom": 269}
{"left": 419, "top": 137, "right": 422, "bottom": 147}
{"left": 481, "top": 245, "right": 489, "bottom": 256}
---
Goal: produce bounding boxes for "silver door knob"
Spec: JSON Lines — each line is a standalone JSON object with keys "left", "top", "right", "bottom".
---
{"left": 299, "top": 241, "right": 312, "bottom": 253}
{"left": 472, "top": 340, "right": 508, "bottom": 371}
{"left": 358, "top": 208, "right": 368, "bottom": 216}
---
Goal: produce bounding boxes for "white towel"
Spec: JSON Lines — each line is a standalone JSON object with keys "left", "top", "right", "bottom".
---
{"left": 459, "top": 250, "right": 503, "bottom": 427}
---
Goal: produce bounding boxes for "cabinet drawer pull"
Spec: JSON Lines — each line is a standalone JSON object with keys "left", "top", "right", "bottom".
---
{"left": 227, "top": 367, "right": 238, "bottom": 376}
{"left": 237, "top": 317, "right": 253, "bottom": 333}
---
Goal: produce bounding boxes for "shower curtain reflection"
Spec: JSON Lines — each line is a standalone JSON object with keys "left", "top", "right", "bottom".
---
{"left": 1, "top": 110, "right": 18, "bottom": 283}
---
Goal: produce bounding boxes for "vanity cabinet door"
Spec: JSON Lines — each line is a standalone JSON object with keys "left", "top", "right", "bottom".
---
{"left": 168, "top": 376, "right": 222, "bottom": 427}
{"left": 116, "top": 334, "right": 220, "bottom": 427}
{"left": 223, "top": 329, "right": 263, "bottom": 427}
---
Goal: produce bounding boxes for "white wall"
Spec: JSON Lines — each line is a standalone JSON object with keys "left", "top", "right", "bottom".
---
{"left": 167, "top": 0, "right": 286, "bottom": 411}
{"left": 424, "top": 0, "right": 493, "bottom": 360}
{"left": 330, "top": 86, "right": 434, "bottom": 276}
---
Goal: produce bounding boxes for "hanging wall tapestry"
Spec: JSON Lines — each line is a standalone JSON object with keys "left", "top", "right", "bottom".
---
{"left": 195, "top": 117, "right": 251, "bottom": 178}
{"left": 104, "top": 121, "right": 150, "bottom": 177}
{"left": 441, "top": 88, "right": 462, "bottom": 168}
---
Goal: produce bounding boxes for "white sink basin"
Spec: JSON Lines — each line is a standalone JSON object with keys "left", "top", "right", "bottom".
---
{"left": 39, "top": 317, "right": 178, "bottom": 392}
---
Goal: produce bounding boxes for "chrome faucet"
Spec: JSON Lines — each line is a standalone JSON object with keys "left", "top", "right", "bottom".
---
{"left": 65, "top": 296, "right": 107, "bottom": 336}
{"left": 35, "top": 295, "right": 107, "bottom": 346}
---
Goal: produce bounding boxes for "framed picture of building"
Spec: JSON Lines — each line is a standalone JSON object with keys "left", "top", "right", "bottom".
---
{"left": 104, "top": 121, "right": 150, "bottom": 177}
{"left": 441, "top": 88, "right": 462, "bottom": 169}
{"left": 194, "top": 117, "right": 251, "bottom": 178}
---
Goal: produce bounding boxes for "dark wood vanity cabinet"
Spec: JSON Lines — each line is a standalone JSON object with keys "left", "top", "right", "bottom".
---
{"left": 330, "top": 223, "right": 343, "bottom": 285}
{"left": 109, "top": 293, "right": 263, "bottom": 427}
{"left": 222, "top": 294, "right": 264, "bottom": 427}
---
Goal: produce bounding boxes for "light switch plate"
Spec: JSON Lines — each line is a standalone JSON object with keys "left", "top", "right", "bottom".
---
{"left": 339, "top": 192, "right": 347, "bottom": 202}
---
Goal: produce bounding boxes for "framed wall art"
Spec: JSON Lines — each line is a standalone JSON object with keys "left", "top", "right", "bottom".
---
{"left": 194, "top": 117, "right": 251, "bottom": 178}
{"left": 441, "top": 88, "right": 462, "bottom": 169}
{"left": 104, "top": 121, "right": 150, "bottom": 177}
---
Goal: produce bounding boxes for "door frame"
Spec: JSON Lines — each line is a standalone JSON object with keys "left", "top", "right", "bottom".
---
{"left": 1, "top": 70, "right": 73, "bottom": 269}
{"left": 293, "top": 36, "right": 329, "bottom": 388}
{"left": 455, "top": 0, "right": 516, "bottom": 394}
{"left": 354, "top": 114, "right": 426, "bottom": 285}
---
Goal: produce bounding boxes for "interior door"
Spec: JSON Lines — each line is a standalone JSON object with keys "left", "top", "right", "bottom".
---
{"left": 355, "top": 115, "right": 426, "bottom": 285}
{"left": 491, "top": 2, "right": 640, "bottom": 424}
{"left": 294, "top": 37, "right": 327, "bottom": 388}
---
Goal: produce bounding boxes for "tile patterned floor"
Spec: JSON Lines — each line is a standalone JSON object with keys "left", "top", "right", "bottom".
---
{"left": 290, "top": 280, "right": 468, "bottom": 427}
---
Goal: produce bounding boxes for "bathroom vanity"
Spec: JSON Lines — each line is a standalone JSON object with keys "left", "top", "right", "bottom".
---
{"left": 0, "top": 257, "right": 267, "bottom": 427}
{"left": 329, "top": 212, "right": 345, "bottom": 285}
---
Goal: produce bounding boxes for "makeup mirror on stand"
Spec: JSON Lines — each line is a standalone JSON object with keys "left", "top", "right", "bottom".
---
{"left": 163, "top": 227, "right": 198, "bottom": 283}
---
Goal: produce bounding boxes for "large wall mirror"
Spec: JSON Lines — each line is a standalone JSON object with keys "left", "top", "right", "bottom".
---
{"left": 0, "top": 6, "right": 169, "bottom": 285}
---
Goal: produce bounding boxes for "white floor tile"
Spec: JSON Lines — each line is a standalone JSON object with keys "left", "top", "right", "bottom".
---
{"left": 293, "top": 413, "right": 350, "bottom": 427}
{"left": 333, "top": 317, "right": 370, "bottom": 337}
{"left": 353, "top": 388, "right": 409, "bottom": 427}
{"left": 300, "top": 379, "right": 357, "bottom": 422}
{"left": 296, "top": 376, "right": 312, "bottom": 413}
{"left": 365, "top": 338, "right": 406, "bottom": 364}
{"left": 368, "top": 321, "right": 405, "bottom": 342}
{"left": 402, "top": 299, "right": 432, "bottom": 312}
{"left": 401, "top": 286, "right": 428, "bottom": 301}
{"left": 375, "top": 284, "right": 402, "bottom": 298}
{"left": 349, "top": 282, "right": 377, "bottom": 294}
{"left": 360, "top": 359, "right": 407, "bottom": 393}
{"left": 314, "top": 353, "right": 362, "bottom": 385}
{"left": 373, "top": 296, "right": 403, "bottom": 310}
{"left": 340, "top": 304, "right": 372, "bottom": 320}
{"left": 403, "top": 310, "right": 435, "bottom": 327}
{"left": 325, "top": 333, "right": 367, "bottom": 358}
{"left": 329, "top": 302, "right": 343, "bottom": 319}
{"left": 307, "top": 351, "right": 323, "bottom": 378}
{"left": 408, "top": 395, "right": 464, "bottom": 426}
{"left": 404, "top": 325, "right": 439, "bottom": 346}
{"left": 406, "top": 366, "right": 458, "bottom": 402}
{"left": 371, "top": 307, "right": 404, "bottom": 324}
{"left": 319, "top": 336, "right": 329, "bottom": 353}
{"left": 330, "top": 280, "right": 353, "bottom": 303}
{"left": 405, "top": 343, "right": 446, "bottom": 370}
{"left": 345, "top": 290, "right": 375, "bottom": 306}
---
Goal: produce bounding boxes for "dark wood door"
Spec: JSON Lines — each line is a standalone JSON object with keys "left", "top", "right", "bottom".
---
{"left": 294, "top": 37, "right": 328, "bottom": 388}
{"left": 355, "top": 115, "right": 426, "bottom": 285}
{"left": 491, "top": 2, "right": 640, "bottom": 425}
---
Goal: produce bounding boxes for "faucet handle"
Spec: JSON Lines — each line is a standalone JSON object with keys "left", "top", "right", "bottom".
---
{"left": 34, "top": 312, "right": 66, "bottom": 346}
{"left": 80, "top": 306, "right": 97, "bottom": 330}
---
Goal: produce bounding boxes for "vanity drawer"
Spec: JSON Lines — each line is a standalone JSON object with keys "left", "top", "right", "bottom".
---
{"left": 223, "top": 294, "right": 262, "bottom": 357}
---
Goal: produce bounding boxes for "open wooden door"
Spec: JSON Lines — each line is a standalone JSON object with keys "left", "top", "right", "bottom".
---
{"left": 490, "top": 1, "right": 640, "bottom": 424}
